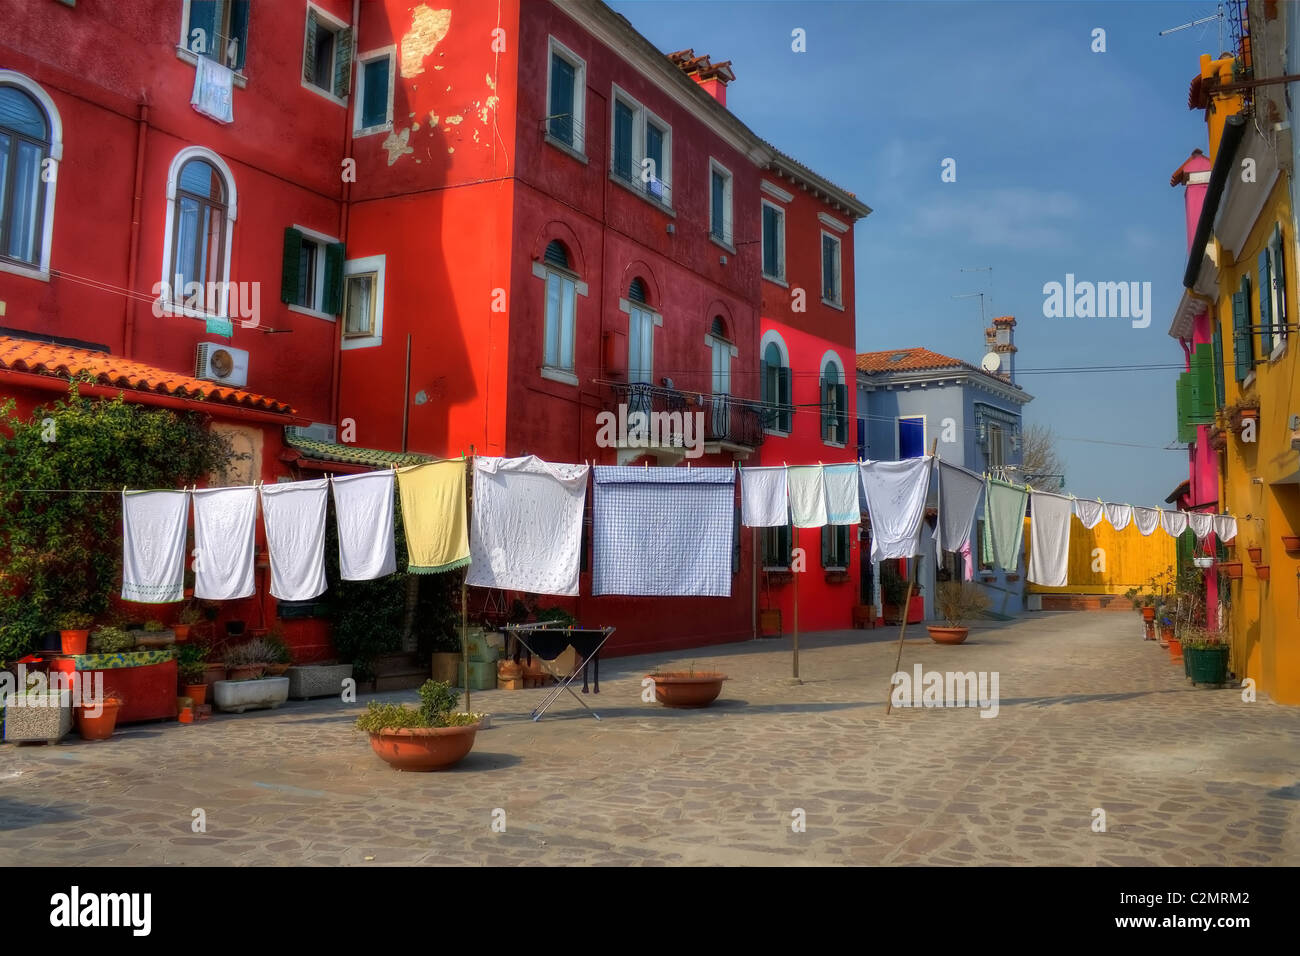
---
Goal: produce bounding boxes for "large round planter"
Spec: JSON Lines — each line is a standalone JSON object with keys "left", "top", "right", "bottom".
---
{"left": 60, "top": 629, "right": 90, "bottom": 655}
{"left": 1186, "top": 645, "right": 1229, "bottom": 685}
{"left": 1168, "top": 637, "right": 1182, "bottom": 661}
{"left": 1141, "top": 607, "right": 1156, "bottom": 623}
{"left": 75, "top": 699, "right": 122, "bottom": 741}
{"left": 367, "top": 723, "right": 481, "bottom": 771}
{"left": 927, "top": 625, "right": 969, "bottom": 645}
{"left": 183, "top": 683, "right": 208, "bottom": 706}
{"left": 648, "top": 673, "right": 727, "bottom": 708}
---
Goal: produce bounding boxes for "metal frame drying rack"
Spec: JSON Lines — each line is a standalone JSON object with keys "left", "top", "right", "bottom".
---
{"left": 505, "top": 621, "right": 616, "bottom": 722}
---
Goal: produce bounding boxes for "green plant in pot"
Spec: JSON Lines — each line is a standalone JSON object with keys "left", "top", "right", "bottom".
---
{"left": 264, "top": 629, "right": 293, "bottom": 676}
{"left": 55, "top": 611, "right": 94, "bottom": 655}
{"left": 224, "top": 639, "right": 275, "bottom": 681}
{"left": 928, "top": 581, "right": 991, "bottom": 645}
{"left": 88, "top": 626, "right": 133, "bottom": 655}
{"left": 1182, "top": 626, "right": 1230, "bottom": 686}
{"left": 176, "top": 642, "right": 211, "bottom": 705}
{"left": 357, "top": 678, "right": 482, "bottom": 771}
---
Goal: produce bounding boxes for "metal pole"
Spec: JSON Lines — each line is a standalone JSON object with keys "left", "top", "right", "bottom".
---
{"left": 792, "top": 526, "right": 800, "bottom": 679}
{"left": 885, "top": 440, "right": 938, "bottom": 714}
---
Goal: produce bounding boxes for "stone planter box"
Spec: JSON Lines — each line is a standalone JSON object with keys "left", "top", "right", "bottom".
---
{"left": 212, "top": 677, "right": 289, "bottom": 714}
{"left": 285, "top": 664, "right": 354, "bottom": 700}
{"left": 3, "top": 696, "right": 73, "bottom": 744}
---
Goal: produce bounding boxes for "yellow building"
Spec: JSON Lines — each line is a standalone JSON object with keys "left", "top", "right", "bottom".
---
{"left": 1185, "top": 6, "right": 1300, "bottom": 704}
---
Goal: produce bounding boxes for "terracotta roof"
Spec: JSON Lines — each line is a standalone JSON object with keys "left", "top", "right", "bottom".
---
{"left": 856, "top": 347, "right": 973, "bottom": 375}
{"left": 0, "top": 335, "right": 294, "bottom": 414}
{"left": 284, "top": 431, "right": 434, "bottom": 468}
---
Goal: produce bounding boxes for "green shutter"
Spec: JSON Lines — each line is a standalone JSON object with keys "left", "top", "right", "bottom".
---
{"left": 1258, "top": 247, "right": 1273, "bottom": 355}
{"left": 1211, "top": 317, "right": 1226, "bottom": 408}
{"left": 1176, "top": 372, "right": 1194, "bottom": 444}
{"left": 1273, "top": 225, "right": 1287, "bottom": 345}
{"left": 303, "top": 9, "right": 317, "bottom": 82}
{"left": 835, "top": 384, "right": 848, "bottom": 442}
{"left": 778, "top": 366, "right": 792, "bottom": 431}
{"left": 281, "top": 227, "right": 302, "bottom": 304}
{"left": 323, "top": 242, "right": 346, "bottom": 315}
{"left": 1191, "top": 344, "right": 1215, "bottom": 422}
{"left": 1232, "top": 281, "right": 1252, "bottom": 381}
{"left": 819, "top": 377, "right": 830, "bottom": 440}
{"left": 334, "top": 27, "right": 353, "bottom": 97}
{"left": 821, "top": 527, "right": 831, "bottom": 567}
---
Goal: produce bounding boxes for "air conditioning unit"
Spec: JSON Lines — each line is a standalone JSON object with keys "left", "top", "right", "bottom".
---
{"left": 195, "top": 342, "right": 250, "bottom": 387}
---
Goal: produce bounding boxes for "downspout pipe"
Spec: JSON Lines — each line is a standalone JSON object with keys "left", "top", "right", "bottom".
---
{"left": 1183, "top": 113, "right": 1247, "bottom": 290}
{"left": 122, "top": 101, "right": 149, "bottom": 356}
{"left": 331, "top": 0, "right": 361, "bottom": 428}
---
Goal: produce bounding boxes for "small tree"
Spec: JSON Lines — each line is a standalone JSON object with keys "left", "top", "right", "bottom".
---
{"left": 1019, "top": 424, "right": 1065, "bottom": 491}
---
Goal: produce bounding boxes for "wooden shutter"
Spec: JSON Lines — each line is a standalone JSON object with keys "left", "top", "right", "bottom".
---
{"left": 613, "top": 101, "right": 633, "bottom": 180}
{"left": 323, "top": 241, "right": 346, "bottom": 315}
{"left": 1258, "top": 247, "right": 1273, "bottom": 355}
{"left": 1272, "top": 225, "right": 1287, "bottom": 344}
{"left": 334, "top": 27, "right": 353, "bottom": 97}
{"left": 228, "top": 0, "right": 250, "bottom": 71}
{"left": 821, "top": 527, "right": 831, "bottom": 567}
{"left": 1232, "top": 282, "right": 1252, "bottom": 381}
{"left": 778, "top": 366, "right": 792, "bottom": 431}
{"left": 835, "top": 383, "right": 848, "bottom": 442}
{"left": 1211, "top": 317, "right": 1226, "bottom": 408}
{"left": 732, "top": 506, "right": 740, "bottom": 575}
{"left": 820, "top": 377, "right": 830, "bottom": 440}
{"left": 1191, "top": 344, "right": 1215, "bottom": 421}
{"left": 303, "top": 9, "right": 317, "bottom": 82}
{"left": 281, "top": 227, "right": 302, "bottom": 304}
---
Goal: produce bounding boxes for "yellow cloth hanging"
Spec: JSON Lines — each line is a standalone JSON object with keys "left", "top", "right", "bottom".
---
{"left": 396, "top": 460, "right": 470, "bottom": 574}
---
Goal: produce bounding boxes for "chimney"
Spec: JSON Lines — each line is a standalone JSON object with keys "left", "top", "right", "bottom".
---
{"left": 667, "top": 49, "right": 735, "bottom": 106}
{"left": 1169, "top": 149, "right": 1212, "bottom": 255}
{"left": 984, "top": 315, "right": 1017, "bottom": 384}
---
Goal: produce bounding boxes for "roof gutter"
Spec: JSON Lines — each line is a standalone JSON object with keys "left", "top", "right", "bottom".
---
{"left": 1183, "top": 113, "right": 1247, "bottom": 290}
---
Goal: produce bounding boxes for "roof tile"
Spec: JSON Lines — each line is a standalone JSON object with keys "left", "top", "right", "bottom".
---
{"left": 856, "top": 347, "right": 971, "bottom": 374}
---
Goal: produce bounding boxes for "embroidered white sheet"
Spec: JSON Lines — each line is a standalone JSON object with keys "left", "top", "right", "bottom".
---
{"left": 121, "top": 490, "right": 190, "bottom": 604}
{"left": 260, "top": 479, "right": 329, "bottom": 601}
{"left": 330, "top": 471, "right": 397, "bottom": 581}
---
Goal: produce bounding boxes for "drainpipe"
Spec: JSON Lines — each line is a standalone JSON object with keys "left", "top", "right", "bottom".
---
{"left": 331, "top": 0, "right": 361, "bottom": 428}
{"left": 1183, "top": 114, "right": 1247, "bottom": 290}
{"left": 122, "top": 101, "right": 149, "bottom": 356}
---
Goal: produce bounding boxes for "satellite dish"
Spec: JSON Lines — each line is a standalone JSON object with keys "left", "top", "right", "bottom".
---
{"left": 980, "top": 352, "right": 1001, "bottom": 373}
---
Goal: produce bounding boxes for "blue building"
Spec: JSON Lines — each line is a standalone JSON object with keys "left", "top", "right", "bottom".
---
{"left": 856, "top": 316, "right": 1033, "bottom": 618}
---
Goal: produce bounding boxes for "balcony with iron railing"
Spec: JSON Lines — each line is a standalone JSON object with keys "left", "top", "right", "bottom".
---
{"left": 603, "top": 381, "right": 766, "bottom": 460}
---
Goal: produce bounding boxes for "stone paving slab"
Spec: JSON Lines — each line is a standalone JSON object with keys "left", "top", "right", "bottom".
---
{"left": 1, "top": 611, "right": 1298, "bottom": 866}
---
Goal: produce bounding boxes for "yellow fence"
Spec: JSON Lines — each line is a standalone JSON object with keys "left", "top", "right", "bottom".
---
{"left": 1023, "top": 517, "right": 1177, "bottom": 595}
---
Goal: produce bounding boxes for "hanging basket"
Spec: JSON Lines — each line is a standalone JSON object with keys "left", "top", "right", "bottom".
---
{"left": 1193, "top": 556, "right": 1214, "bottom": 568}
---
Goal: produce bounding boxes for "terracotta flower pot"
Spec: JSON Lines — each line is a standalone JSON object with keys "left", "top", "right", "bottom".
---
{"left": 648, "top": 672, "right": 727, "bottom": 708}
{"left": 367, "top": 723, "right": 481, "bottom": 771}
{"left": 227, "top": 664, "right": 264, "bottom": 681}
{"left": 927, "top": 625, "right": 969, "bottom": 645}
{"left": 1141, "top": 607, "right": 1156, "bottom": 622}
{"left": 75, "top": 699, "right": 122, "bottom": 741}
{"left": 1223, "top": 562, "right": 1243, "bottom": 579}
{"left": 1159, "top": 624, "right": 1174, "bottom": 645}
{"left": 59, "top": 629, "right": 89, "bottom": 656}
{"left": 1248, "top": 547, "right": 1262, "bottom": 564}
{"left": 1168, "top": 636, "right": 1183, "bottom": 661}
{"left": 1256, "top": 565, "right": 1270, "bottom": 581}
{"left": 183, "top": 683, "right": 208, "bottom": 706}
{"left": 497, "top": 659, "right": 522, "bottom": 680}
{"left": 1143, "top": 621, "right": 1156, "bottom": 641}
{"left": 172, "top": 624, "right": 191, "bottom": 642}
{"left": 202, "top": 663, "right": 226, "bottom": 687}
{"left": 266, "top": 663, "right": 290, "bottom": 676}
{"left": 1282, "top": 536, "right": 1300, "bottom": 552}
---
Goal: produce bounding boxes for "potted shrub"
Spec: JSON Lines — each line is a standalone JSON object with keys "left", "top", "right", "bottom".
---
{"left": 76, "top": 690, "right": 125, "bottom": 741}
{"left": 1162, "top": 618, "right": 1182, "bottom": 660}
{"left": 264, "top": 630, "right": 293, "bottom": 676}
{"left": 224, "top": 639, "right": 271, "bottom": 681}
{"left": 173, "top": 602, "right": 203, "bottom": 642}
{"left": 56, "top": 612, "right": 94, "bottom": 655}
{"left": 928, "top": 581, "right": 990, "bottom": 645}
{"left": 1183, "top": 627, "right": 1231, "bottom": 686}
{"left": 88, "top": 626, "right": 134, "bottom": 655}
{"left": 646, "top": 662, "right": 728, "bottom": 708}
{"left": 176, "top": 642, "right": 210, "bottom": 706}
{"left": 357, "top": 679, "right": 482, "bottom": 771}
{"left": 212, "top": 642, "right": 290, "bottom": 713}
{"left": 132, "top": 619, "right": 175, "bottom": 648}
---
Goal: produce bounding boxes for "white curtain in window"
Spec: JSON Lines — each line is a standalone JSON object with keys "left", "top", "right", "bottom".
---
{"left": 7, "top": 140, "right": 42, "bottom": 262}
{"left": 629, "top": 305, "right": 654, "bottom": 383}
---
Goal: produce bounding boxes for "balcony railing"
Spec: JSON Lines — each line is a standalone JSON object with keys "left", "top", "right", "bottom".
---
{"left": 607, "top": 382, "right": 766, "bottom": 451}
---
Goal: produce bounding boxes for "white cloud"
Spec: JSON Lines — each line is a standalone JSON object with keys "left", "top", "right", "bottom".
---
{"left": 906, "top": 188, "right": 1083, "bottom": 250}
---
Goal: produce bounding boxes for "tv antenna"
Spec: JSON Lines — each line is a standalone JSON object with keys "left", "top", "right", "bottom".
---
{"left": 952, "top": 290, "right": 987, "bottom": 325}
{"left": 1158, "top": 3, "right": 1225, "bottom": 52}
{"left": 954, "top": 265, "right": 993, "bottom": 324}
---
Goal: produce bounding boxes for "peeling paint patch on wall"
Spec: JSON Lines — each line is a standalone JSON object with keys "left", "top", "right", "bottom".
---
{"left": 445, "top": 115, "right": 464, "bottom": 125}
{"left": 400, "top": 6, "right": 452, "bottom": 79}
{"left": 382, "top": 127, "right": 415, "bottom": 166}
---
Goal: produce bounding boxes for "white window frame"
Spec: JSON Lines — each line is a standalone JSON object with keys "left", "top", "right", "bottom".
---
{"left": 340, "top": 254, "right": 385, "bottom": 350}
{"left": 0, "top": 70, "right": 62, "bottom": 283}
{"left": 761, "top": 198, "right": 787, "bottom": 285}
{"left": 545, "top": 36, "right": 587, "bottom": 160}
{"left": 820, "top": 229, "right": 843, "bottom": 308}
{"left": 176, "top": 0, "right": 249, "bottom": 85}
{"left": 823, "top": 525, "right": 850, "bottom": 571}
{"left": 620, "top": 294, "right": 662, "bottom": 384}
{"left": 1268, "top": 224, "right": 1288, "bottom": 360}
{"left": 286, "top": 223, "right": 339, "bottom": 321}
{"left": 820, "top": 350, "right": 847, "bottom": 448}
{"left": 302, "top": 2, "right": 350, "bottom": 107}
{"left": 609, "top": 84, "right": 673, "bottom": 210}
{"left": 705, "top": 327, "right": 738, "bottom": 395}
{"left": 896, "top": 414, "right": 927, "bottom": 459}
{"left": 709, "top": 158, "right": 734, "bottom": 249}
{"left": 759, "top": 329, "right": 791, "bottom": 437}
{"left": 531, "top": 259, "right": 588, "bottom": 386}
{"left": 159, "top": 145, "right": 238, "bottom": 319}
{"left": 354, "top": 46, "right": 395, "bottom": 137}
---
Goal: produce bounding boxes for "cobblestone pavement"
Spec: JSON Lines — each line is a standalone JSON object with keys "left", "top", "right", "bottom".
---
{"left": 2, "top": 611, "right": 1298, "bottom": 866}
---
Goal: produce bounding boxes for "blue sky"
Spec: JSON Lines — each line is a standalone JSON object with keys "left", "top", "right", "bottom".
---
{"left": 609, "top": 0, "right": 1220, "bottom": 507}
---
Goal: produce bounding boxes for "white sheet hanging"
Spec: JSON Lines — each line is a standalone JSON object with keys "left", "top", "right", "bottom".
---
{"left": 1133, "top": 506, "right": 1160, "bottom": 537}
{"left": 121, "top": 490, "right": 190, "bottom": 604}
{"left": 260, "top": 479, "right": 329, "bottom": 601}
{"left": 860, "top": 457, "right": 933, "bottom": 561}
{"left": 1213, "top": 514, "right": 1238, "bottom": 542}
{"left": 935, "top": 461, "right": 983, "bottom": 557}
{"left": 823, "top": 463, "right": 861, "bottom": 525}
{"left": 1159, "top": 509, "right": 1189, "bottom": 538}
{"left": 330, "top": 471, "right": 397, "bottom": 581}
{"left": 1028, "top": 491, "right": 1073, "bottom": 587}
{"left": 1103, "top": 502, "right": 1133, "bottom": 532}
{"left": 1073, "top": 498, "right": 1106, "bottom": 530}
{"left": 192, "top": 486, "right": 258, "bottom": 601}
{"left": 787, "top": 465, "right": 827, "bottom": 528}
{"left": 466, "top": 455, "right": 589, "bottom": 596}
{"left": 1187, "top": 512, "right": 1214, "bottom": 541}
{"left": 740, "top": 465, "right": 789, "bottom": 528}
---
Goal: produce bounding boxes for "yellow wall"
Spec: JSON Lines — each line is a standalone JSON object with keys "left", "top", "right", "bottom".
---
{"left": 1024, "top": 516, "right": 1177, "bottom": 595}
{"left": 1212, "top": 173, "right": 1300, "bottom": 705}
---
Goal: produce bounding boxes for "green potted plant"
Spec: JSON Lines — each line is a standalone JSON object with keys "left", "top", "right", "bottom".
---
{"left": 357, "top": 678, "right": 482, "bottom": 771}
{"left": 176, "top": 642, "right": 211, "bottom": 706}
{"left": 173, "top": 602, "right": 203, "bottom": 642}
{"left": 56, "top": 612, "right": 94, "bottom": 655}
{"left": 928, "top": 581, "right": 990, "bottom": 645}
{"left": 214, "top": 638, "right": 290, "bottom": 713}
{"left": 264, "top": 629, "right": 293, "bottom": 676}
{"left": 1182, "top": 626, "right": 1231, "bottom": 686}
{"left": 224, "top": 639, "right": 271, "bottom": 681}
{"left": 646, "top": 661, "right": 728, "bottom": 708}
{"left": 88, "top": 626, "right": 134, "bottom": 655}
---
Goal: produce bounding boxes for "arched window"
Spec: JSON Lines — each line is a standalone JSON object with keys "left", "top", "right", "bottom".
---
{"left": 760, "top": 332, "right": 792, "bottom": 433}
{"left": 0, "top": 72, "right": 62, "bottom": 276}
{"left": 708, "top": 316, "right": 731, "bottom": 396}
{"left": 627, "top": 277, "right": 655, "bottom": 384}
{"left": 162, "top": 147, "right": 237, "bottom": 315}
{"left": 820, "top": 353, "right": 847, "bottom": 445}
{"left": 542, "top": 240, "right": 577, "bottom": 372}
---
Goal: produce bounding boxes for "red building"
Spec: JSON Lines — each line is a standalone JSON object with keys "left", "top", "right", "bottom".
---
{"left": 1, "top": 0, "right": 870, "bottom": 659}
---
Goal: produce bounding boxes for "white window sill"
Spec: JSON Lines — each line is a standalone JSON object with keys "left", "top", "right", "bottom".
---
{"left": 540, "top": 366, "right": 579, "bottom": 386}
{"left": 823, "top": 439, "right": 847, "bottom": 449}
{"left": 1243, "top": 370, "right": 1257, "bottom": 389}
{"left": 763, "top": 566, "right": 793, "bottom": 573}
{"left": 0, "top": 259, "right": 49, "bottom": 282}
{"left": 160, "top": 301, "right": 230, "bottom": 322}
{"left": 608, "top": 172, "right": 675, "bottom": 216}
{"left": 355, "top": 121, "right": 393, "bottom": 138}
{"left": 544, "top": 134, "right": 588, "bottom": 164}
{"left": 341, "top": 334, "right": 382, "bottom": 350}
{"left": 763, "top": 273, "right": 788, "bottom": 289}
{"left": 764, "top": 428, "right": 790, "bottom": 439}
{"left": 1269, "top": 338, "right": 1288, "bottom": 362}
{"left": 302, "top": 79, "right": 348, "bottom": 108}
{"left": 822, "top": 297, "right": 845, "bottom": 312}
{"left": 288, "top": 303, "right": 336, "bottom": 322}
{"left": 709, "top": 233, "right": 735, "bottom": 254}
{"left": 824, "top": 566, "right": 848, "bottom": 573}
{"left": 175, "top": 47, "right": 248, "bottom": 87}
